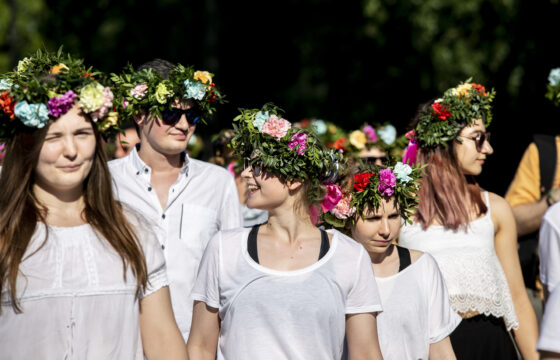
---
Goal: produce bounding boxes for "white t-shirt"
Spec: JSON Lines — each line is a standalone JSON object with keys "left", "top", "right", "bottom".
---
{"left": 192, "top": 228, "right": 382, "bottom": 360}
{"left": 538, "top": 287, "right": 560, "bottom": 353}
{"left": 109, "top": 147, "right": 242, "bottom": 340}
{"left": 540, "top": 202, "right": 560, "bottom": 292}
{"left": 0, "top": 211, "right": 168, "bottom": 359}
{"left": 375, "top": 252, "right": 462, "bottom": 359}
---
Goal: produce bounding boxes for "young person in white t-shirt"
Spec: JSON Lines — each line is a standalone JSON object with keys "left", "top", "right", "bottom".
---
{"left": 187, "top": 104, "right": 383, "bottom": 360}
{"left": 109, "top": 60, "right": 242, "bottom": 341}
{"left": 538, "top": 286, "right": 560, "bottom": 359}
{"left": 539, "top": 201, "right": 560, "bottom": 300}
{"left": 324, "top": 162, "right": 461, "bottom": 359}
{"left": 0, "top": 51, "right": 186, "bottom": 359}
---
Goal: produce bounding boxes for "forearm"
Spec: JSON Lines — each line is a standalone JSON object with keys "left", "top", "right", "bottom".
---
{"left": 512, "top": 296, "right": 539, "bottom": 360}
{"left": 428, "top": 337, "right": 456, "bottom": 360}
{"left": 145, "top": 336, "right": 187, "bottom": 360}
{"left": 186, "top": 345, "right": 216, "bottom": 360}
{"left": 512, "top": 198, "right": 548, "bottom": 236}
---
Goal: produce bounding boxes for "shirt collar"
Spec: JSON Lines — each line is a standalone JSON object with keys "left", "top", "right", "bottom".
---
{"left": 129, "top": 145, "right": 190, "bottom": 177}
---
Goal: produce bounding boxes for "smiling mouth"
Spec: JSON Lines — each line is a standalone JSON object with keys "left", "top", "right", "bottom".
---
{"left": 247, "top": 184, "right": 260, "bottom": 195}
{"left": 58, "top": 164, "right": 82, "bottom": 172}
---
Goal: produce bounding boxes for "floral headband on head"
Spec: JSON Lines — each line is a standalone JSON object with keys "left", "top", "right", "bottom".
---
{"left": 344, "top": 123, "right": 407, "bottom": 158}
{"left": 405, "top": 79, "right": 495, "bottom": 155}
{"left": 230, "top": 103, "right": 344, "bottom": 209}
{"left": 110, "top": 63, "right": 225, "bottom": 125}
{"left": 546, "top": 68, "right": 560, "bottom": 106}
{"left": 0, "top": 48, "right": 120, "bottom": 140}
{"left": 322, "top": 162, "right": 422, "bottom": 229}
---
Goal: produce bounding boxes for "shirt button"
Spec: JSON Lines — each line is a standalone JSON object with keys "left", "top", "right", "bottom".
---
{"left": 161, "top": 244, "right": 165, "bottom": 250}
{"left": 136, "top": 171, "right": 140, "bottom": 175}
{"left": 144, "top": 168, "right": 149, "bottom": 173}
{"left": 148, "top": 187, "right": 152, "bottom": 191}
{"left": 162, "top": 214, "right": 166, "bottom": 219}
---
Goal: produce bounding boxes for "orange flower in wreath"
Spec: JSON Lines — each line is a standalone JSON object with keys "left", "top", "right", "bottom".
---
{"left": 333, "top": 137, "right": 348, "bottom": 152}
{"left": 0, "top": 91, "right": 17, "bottom": 119}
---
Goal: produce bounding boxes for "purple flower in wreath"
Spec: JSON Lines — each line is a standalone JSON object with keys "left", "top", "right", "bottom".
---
{"left": 288, "top": 132, "right": 308, "bottom": 155}
{"left": 378, "top": 168, "right": 396, "bottom": 197}
{"left": 48, "top": 90, "right": 77, "bottom": 118}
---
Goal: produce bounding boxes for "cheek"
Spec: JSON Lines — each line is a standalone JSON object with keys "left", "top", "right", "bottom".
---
{"left": 352, "top": 220, "right": 378, "bottom": 242}
{"left": 38, "top": 142, "right": 63, "bottom": 165}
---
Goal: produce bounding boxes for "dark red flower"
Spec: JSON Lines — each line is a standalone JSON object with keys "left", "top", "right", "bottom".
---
{"left": 353, "top": 172, "right": 375, "bottom": 192}
{"left": 431, "top": 102, "right": 451, "bottom": 121}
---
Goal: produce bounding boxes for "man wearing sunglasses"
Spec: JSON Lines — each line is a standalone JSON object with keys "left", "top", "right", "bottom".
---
{"left": 108, "top": 59, "right": 242, "bottom": 342}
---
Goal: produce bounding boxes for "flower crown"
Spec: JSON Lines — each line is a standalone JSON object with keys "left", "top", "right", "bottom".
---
{"left": 110, "top": 63, "right": 225, "bottom": 124}
{"left": 0, "top": 48, "right": 120, "bottom": 140}
{"left": 322, "top": 162, "right": 422, "bottom": 229}
{"left": 343, "top": 123, "right": 407, "bottom": 158}
{"left": 546, "top": 68, "right": 560, "bottom": 106}
{"left": 412, "top": 79, "right": 495, "bottom": 149}
{"left": 230, "top": 103, "right": 344, "bottom": 206}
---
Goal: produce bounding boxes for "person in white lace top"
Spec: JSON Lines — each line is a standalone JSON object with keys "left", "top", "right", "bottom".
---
{"left": 0, "top": 52, "right": 186, "bottom": 359}
{"left": 324, "top": 163, "right": 461, "bottom": 360}
{"left": 187, "top": 104, "right": 384, "bottom": 360}
{"left": 399, "top": 81, "right": 538, "bottom": 359}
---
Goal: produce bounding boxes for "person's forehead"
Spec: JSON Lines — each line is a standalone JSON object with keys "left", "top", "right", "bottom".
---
{"left": 171, "top": 99, "right": 194, "bottom": 110}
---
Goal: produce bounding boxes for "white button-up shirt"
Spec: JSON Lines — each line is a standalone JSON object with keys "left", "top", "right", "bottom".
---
{"left": 109, "top": 147, "right": 242, "bottom": 341}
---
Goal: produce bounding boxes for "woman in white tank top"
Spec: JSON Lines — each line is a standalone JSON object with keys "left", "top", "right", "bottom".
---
{"left": 187, "top": 104, "right": 384, "bottom": 360}
{"left": 324, "top": 162, "right": 461, "bottom": 359}
{"left": 399, "top": 81, "right": 538, "bottom": 359}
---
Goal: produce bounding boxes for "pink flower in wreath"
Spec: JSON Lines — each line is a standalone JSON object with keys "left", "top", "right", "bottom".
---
{"left": 363, "top": 125, "right": 377, "bottom": 143}
{"left": 130, "top": 83, "right": 148, "bottom": 100}
{"left": 378, "top": 168, "right": 396, "bottom": 196}
{"left": 330, "top": 194, "right": 356, "bottom": 219}
{"left": 262, "top": 115, "right": 291, "bottom": 139}
{"left": 288, "top": 132, "right": 308, "bottom": 155}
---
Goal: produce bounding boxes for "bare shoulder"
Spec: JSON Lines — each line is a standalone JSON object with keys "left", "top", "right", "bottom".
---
{"left": 409, "top": 248, "right": 424, "bottom": 263}
{"left": 486, "top": 191, "right": 516, "bottom": 232}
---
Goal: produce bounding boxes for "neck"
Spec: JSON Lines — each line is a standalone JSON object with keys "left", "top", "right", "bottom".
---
{"left": 263, "top": 202, "right": 316, "bottom": 244}
{"left": 368, "top": 244, "right": 395, "bottom": 264}
{"left": 137, "top": 142, "right": 184, "bottom": 172}
{"left": 33, "top": 183, "right": 86, "bottom": 223}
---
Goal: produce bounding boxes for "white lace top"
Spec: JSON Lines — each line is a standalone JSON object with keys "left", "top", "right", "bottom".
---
{"left": 399, "top": 192, "right": 519, "bottom": 330}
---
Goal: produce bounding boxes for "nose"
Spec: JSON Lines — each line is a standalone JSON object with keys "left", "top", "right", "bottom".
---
{"left": 63, "top": 136, "right": 78, "bottom": 161}
{"left": 240, "top": 166, "right": 253, "bottom": 180}
{"left": 482, "top": 139, "right": 493, "bottom": 155}
{"left": 378, "top": 218, "right": 391, "bottom": 239}
{"left": 174, "top": 114, "right": 189, "bottom": 130}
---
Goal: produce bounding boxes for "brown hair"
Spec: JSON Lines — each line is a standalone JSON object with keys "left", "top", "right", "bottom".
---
{"left": 0, "top": 122, "right": 148, "bottom": 313}
{"left": 415, "top": 144, "right": 487, "bottom": 230}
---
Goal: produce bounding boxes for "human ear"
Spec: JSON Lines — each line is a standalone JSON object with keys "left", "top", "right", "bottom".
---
{"left": 286, "top": 180, "right": 303, "bottom": 191}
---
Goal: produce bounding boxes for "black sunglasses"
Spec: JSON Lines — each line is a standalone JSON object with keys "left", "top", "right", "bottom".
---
{"left": 243, "top": 158, "right": 262, "bottom": 176}
{"left": 361, "top": 155, "right": 387, "bottom": 165}
{"left": 161, "top": 107, "right": 201, "bottom": 126}
{"left": 459, "top": 132, "right": 491, "bottom": 152}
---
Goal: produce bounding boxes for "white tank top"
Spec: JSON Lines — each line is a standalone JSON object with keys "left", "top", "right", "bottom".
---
{"left": 399, "top": 192, "right": 519, "bottom": 330}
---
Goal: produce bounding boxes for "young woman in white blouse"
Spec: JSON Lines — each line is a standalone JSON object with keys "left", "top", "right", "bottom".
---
{"left": 187, "top": 104, "right": 384, "bottom": 360}
{"left": 325, "top": 163, "right": 461, "bottom": 359}
{"left": 0, "top": 52, "right": 186, "bottom": 359}
{"left": 399, "top": 81, "right": 538, "bottom": 359}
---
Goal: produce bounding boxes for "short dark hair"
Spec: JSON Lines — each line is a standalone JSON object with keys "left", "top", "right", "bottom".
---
{"left": 137, "top": 58, "right": 176, "bottom": 79}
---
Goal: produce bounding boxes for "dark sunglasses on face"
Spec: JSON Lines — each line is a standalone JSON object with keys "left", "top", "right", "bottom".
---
{"left": 361, "top": 155, "right": 387, "bottom": 165}
{"left": 243, "top": 158, "right": 262, "bottom": 176}
{"left": 161, "top": 107, "right": 201, "bottom": 126}
{"left": 459, "top": 132, "right": 491, "bottom": 152}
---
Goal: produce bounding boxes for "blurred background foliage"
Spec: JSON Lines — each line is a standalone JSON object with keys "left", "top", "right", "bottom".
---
{"left": 0, "top": 0, "right": 559, "bottom": 193}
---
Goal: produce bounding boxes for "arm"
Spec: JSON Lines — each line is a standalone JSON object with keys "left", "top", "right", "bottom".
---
{"left": 490, "top": 193, "right": 539, "bottom": 360}
{"left": 186, "top": 301, "right": 220, "bottom": 360}
{"left": 541, "top": 351, "right": 560, "bottom": 360}
{"left": 345, "top": 313, "right": 383, "bottom": 360}
{"left": 140, "top": 286, "right": 187, "bottom": 360}
{"left": 429, "top": 337, "right": 456, "bottom": 360}
{"left": 511, "top": 188, "right": 560, "bottom": 236}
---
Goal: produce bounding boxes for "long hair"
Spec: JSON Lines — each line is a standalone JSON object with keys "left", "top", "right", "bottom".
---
{"left": 0, "top": 122, "right": 148, "bottom": 313}
{"left": 416, "top": 144, "right": 487, "bottom": 230}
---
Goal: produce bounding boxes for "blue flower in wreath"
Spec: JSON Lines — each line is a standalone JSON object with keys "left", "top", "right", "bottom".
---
{"left": 548, "top": 68, "right": 560, "bottom": 87}
{"left": 0, "top": 78, "right": 13, "bottom": 91}
{"left": 14, "top": 101, "right": 50, "bottom": 128}
{"left": 312, "top": 119, "right": 327, "bottom": 135}
{"left": 184, "top": 79, "right": 206, "bottom": 100}
{"left": 394, "top": 162, "right": 412, "bottom": 184}
{"left": 253, "top": 111, "right": 269, "bottom": 131}
{"left": 378, "top": 124, "right": 396, "bottom": 145}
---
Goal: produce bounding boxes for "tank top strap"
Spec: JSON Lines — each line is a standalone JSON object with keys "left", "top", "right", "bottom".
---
{"left": 483, "top": 191, "right": 491, "bottom": 217}
{"left": 318, "top": 230, "right": 330, "bottom": 260}
{"left": 397, "top": 245, "right": 411, "bottom": 272}
{"left": 248, "top": 225, "right": 260, "bottom": 263}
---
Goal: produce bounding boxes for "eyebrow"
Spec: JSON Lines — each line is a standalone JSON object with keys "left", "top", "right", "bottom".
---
{"left": 46, "top": 127, "right": 94, "bottom": 135}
